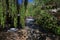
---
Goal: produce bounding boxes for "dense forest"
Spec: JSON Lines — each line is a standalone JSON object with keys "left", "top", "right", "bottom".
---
{"left": 0, "top": 0, "right": 60, "bottom": 35}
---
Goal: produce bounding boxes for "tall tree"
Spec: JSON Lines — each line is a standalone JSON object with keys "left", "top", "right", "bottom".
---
{"left": 2, "top": 0, "right": 6, "bottom": 28}
{"left": 24, "top": 0, "right": 28, "bottom": 11}
{"left": 5, "top": 0, "right": 9, "bottom": 27}
{"left": 0, "top": 0, "right": 3, "bottom": 30}
{"left": 9, "top": 0, "right": 14, "bottom": 28}
{"left": 16, "top": 0, "right": 22, "bottom": 29}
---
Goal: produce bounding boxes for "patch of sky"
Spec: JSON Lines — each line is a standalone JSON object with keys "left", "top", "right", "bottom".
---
{"left": 18, "top": 0, "right": 34, "bottom": 4}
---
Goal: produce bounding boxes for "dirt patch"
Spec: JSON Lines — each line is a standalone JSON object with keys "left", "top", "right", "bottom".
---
{"left": 0, "top": 29, "right": 28, "bottom": 40}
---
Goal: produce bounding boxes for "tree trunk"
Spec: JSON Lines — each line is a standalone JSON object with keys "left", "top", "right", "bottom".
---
{"left": 24, "top": 0, "right": 28, "bottom": 11}
{"left": 16, "top": 0, "right": 22, "bottom": 29}
{"left": 6, "top": 0, "right": 9, "bottom": 27}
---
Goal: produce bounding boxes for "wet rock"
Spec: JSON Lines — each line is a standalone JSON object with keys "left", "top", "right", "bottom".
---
{"left": 25, "top": 16, "right": 35, "bottom": 26}
{"left": 7, "top": 28, "right": 18, "bottom": 32}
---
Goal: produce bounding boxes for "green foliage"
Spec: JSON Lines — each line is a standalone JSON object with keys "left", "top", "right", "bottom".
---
{"left": 34, "top": 8, "right": 60, "bottom": 35}
{"left": 0, "top": 1, "right": 5, "bottom": 28}
{"left": 32, "top": 0, "right": 60, "bottom": 35}
{"left": 20, "top": 5, "right": 25, "bottom": 27}
{"left": 0, "top": 0, "right": 60, "bottom": 33}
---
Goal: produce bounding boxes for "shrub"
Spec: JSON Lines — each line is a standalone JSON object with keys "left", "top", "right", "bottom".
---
{"left": 35, "top": 9, "right": 60, "bottom": 35}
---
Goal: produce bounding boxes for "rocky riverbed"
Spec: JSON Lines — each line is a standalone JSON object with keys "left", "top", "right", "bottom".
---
{"left": 0, "top": 26, "right": 60, "bottom": 40}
